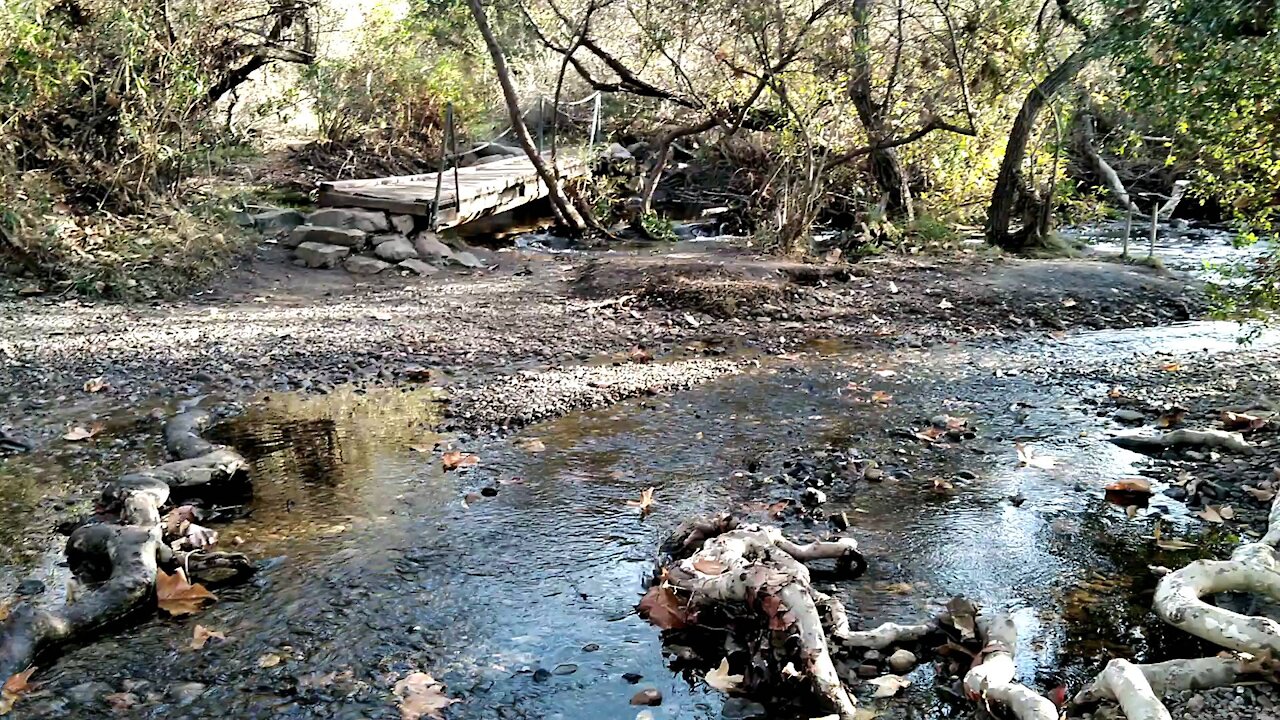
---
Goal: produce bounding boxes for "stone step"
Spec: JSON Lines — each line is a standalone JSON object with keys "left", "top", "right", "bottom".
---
{"left": 294, "top": 242, "right": 351, "bottom": 268}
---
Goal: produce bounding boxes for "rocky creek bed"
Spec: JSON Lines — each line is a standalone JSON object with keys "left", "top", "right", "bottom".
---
{"left": 0, "top": 316, "right": 1278, "bottom": 719}
{"left": 1, "top": 228, "right": 1276, "bottom": 719}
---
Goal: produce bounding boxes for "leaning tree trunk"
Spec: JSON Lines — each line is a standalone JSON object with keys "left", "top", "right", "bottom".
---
{"left": 467, "top": 0, "right": 588, "bottom": 233}
{"left": 850, "top": 0, "right": 913, "bottom": 222}
{"left": 985, "top": 46, "right": 1092, "bottom": 251}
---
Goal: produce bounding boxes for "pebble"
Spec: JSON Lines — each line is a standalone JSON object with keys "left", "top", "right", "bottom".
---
{"left": 630, "top": 688, "right": 662, "bottom": 706}
{"left": 720, "top": 697, "right": 767, "bottom": 719}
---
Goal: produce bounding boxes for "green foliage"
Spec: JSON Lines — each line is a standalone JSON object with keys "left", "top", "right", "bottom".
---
{"left": 639, "top": 212, "right": 679, "bottom": 242}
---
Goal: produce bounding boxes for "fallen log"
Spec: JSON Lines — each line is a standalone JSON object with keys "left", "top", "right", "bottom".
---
{"left": 0, "top": 410, "right": 252, "bottom": 682}
{"left": 962, "top": 614, "right": 1057, "bottom": 720}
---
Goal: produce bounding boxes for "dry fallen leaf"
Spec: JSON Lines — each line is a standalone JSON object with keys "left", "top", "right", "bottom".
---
{"left": 63, "top": 423, "right": 103, "bottom": 442}
{"left": 441, "top": 451, "right": 478, "bottom": 471}
{"left": 627, "top": 487, "right": 656, "bottom": 515}
{"left": 191, "top": 624, "right": 227, "bottom": 650}
{"left": 394, "top": 672, "right": 459, "bottom": 720}
{"left": 1157, "top": 406, "right": 1188, "bottom": 428}
{"left": 103, "top": 692, "right": 137, "bottom": 710}
{"left": 155, "top": 567, "right": 217, "bottom": 616}
{"left": 257, "top": 652, "right": 282, "bottom": 668}
{"left": 937, "top": 298, "right": 954, "bottom": 310}
{"left": 1160, "top": 362, "right": 1182, "bottom": 372}
{"left": 0, "top": 666, "right": 37, "bottom": 714}
{"left": 1223, "top": 411, "right": 1268, "bottom": 432}
{"left": 1105, "top": 477, "right": 1153, "bottom": 495}
{"left": 1015, "top": 443, "right": 1058, "bottom": 469}
{"left": 871, "top": 390, "right": 893, "bottom": 405}
{"left": 163, "top": 505, "right": 201, "bottom": 535}
{"left": 915, "top": 426, "right": 947, "bottom": 443}
{"left": 82, "top": 376, "right": 110, "bottom": 393}
{"left": 1152, "top": 520, "right": 1198, "bottom": 551}
{"left": 1245, "top": 486, "right": 1276, "bottom": 503}
{"left": 692, "top": 558, "right": 727, "bottom": 576}
{"left": 867, "top": 674, "right": 911, "bottom": 698}
{"left": 629, "top": 347, "right": 654, "bottom": 363}
{"left": 637, "top": 585, "right": 692, "bottom": 630}
{"left": 766, "top": 499, "right": 790, "bottom": 519}
{"left": 704, "top": 657, "right": 744, "bottom": 693}
{"left": 1198, "top": 506, "right": 1228, "bottom": 524}
{"left": 1061, "top": 298, "right": 1078, "bottom": 307}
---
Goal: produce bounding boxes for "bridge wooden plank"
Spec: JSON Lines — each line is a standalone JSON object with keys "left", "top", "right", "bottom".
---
{"left": 317, "top": 150, "right": 586, "bottom": 228}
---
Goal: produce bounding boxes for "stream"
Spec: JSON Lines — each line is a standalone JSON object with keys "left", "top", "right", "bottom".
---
{"left": 4, "top": 223, "right": 1276, "bottom": 719}
{"left": 7, "top": 317, "right": 1275, "bottom": 720}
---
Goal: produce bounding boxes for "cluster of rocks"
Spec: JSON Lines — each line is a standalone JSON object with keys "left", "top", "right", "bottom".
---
{"left": 243, "top": 207, "right": 487, "bottom": 277}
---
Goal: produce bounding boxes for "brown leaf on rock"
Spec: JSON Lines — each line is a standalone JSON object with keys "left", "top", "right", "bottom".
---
{"left": 191, "top": 624, "right": 227, "bottom": 650}
{"left": 155, "top": 567, "right": 217, "bottom": 616}
{"left": 766, "top": 499, "right": 790, "bottom": 519}
{"left": 914, "top": 426, "right": 946, "bottom": 443}
{"left": 1245, "top": 486, "right": 1276, "bottom": 502}
{"left": 1160, "top": 362, "right": 1182, "bottom": 372}
{"left": 103, "top": 692, "right": 138, "bottom": 710}
{"left": 692, "top": 558, "right": 727, "bottom": 576}
{"left": 871, "top": 390, "right": 893, "bottom": 405}
{"left": 63, "top": 423, "right": 103, "bottom": 442}
{"left": 82, "top": 376, "right": 110, "bottom": 393}
{"left": 394, "top": 672, "right": 459, "bottom": 720}
{"left": 1223, "top": 411, "right": 1268, "bottom": 431}
{"left": 1198, "top": 506, "right": 1228, "bottom": 524}
{"left": 163, "top": 505, "right": 201, "bottom": 535}
{"left": 629, "top": 347, "right": 654, "bottom": 363}
{"left": 1106, "top": 477, "right": 1152, "bottom": 495}
{"left": 1, "top": 667, "right": 36, "bottom": 707}
{"left": 626, "top": 487, "right": 655, "bottom": 515}
{"left": 637, "top": 585, "right": 691, "bottom": 630}
{"left": 441, "top": 451, "right": 478, "bottom": 471}
{"left": 1157, "top": 406, "right": 1188, "bottom": 428}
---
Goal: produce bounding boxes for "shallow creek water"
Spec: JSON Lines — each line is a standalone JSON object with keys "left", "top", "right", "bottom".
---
{"left": 9, "top": 318, "right": 1278, "bottom": 720}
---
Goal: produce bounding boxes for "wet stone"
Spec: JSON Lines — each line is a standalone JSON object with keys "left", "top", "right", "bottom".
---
{"left": 168, "top": 682, "right": 207, "bottom": 706}
{"left": 552, "top": 663, "right": 578, "bottom": 675}
{"left": 1114, "top": 409, "right": 1147, "bottom": 423}
{"left": 532, "top": 668, "right": 552, "bottom": 682}
{"left": 856, "top": 664, "right": 880, "bottom": 678}
{"left": 622, "top": 673, "right": 643, "bottom": 684}
{"left": 887, "top": 648, "right": 917, "bottom": 673}
{"left": 721, "top": 698, "right": 767, "bottom": 720}
{"left": 16, "top": 578, "right": 45, "bottom": 595}
{"left": 630, "top": 688, "right": 662, "bottom": 706}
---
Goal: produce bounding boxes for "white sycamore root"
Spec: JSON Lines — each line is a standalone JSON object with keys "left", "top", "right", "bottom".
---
{"left": 1110, "top": 428, "right": 1253, "bottom": 454}
{"left": 666, "top": 524, "right": 862, "bottom": 720}
{"left": 962, "top": 614, "right": 1058, "bottom": 720}
{"left": 1072, "top": 491, "right": 1280, "bottom": 718}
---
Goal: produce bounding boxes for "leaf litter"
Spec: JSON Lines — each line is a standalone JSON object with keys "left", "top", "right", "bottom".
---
{"left": 394, "top": 672, "right": 459, "bottom": 720}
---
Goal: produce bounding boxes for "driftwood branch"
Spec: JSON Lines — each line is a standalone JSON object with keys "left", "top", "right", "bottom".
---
{"left": 0, "top": 410, "right": 252, "bottom": 680}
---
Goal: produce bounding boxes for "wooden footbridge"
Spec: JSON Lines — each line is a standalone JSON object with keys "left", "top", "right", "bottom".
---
{"left": 318, "top": 151, "right": 589, "bottom": 231}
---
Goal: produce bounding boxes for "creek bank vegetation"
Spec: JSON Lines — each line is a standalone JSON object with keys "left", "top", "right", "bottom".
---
{"left": 0, "top": 0, "right": 1277, "bottom": 306}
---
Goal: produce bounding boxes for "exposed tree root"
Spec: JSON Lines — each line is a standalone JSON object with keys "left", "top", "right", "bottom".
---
{"left": 1071, "top": 493, "right": 1280, "bottom": 718}
{"left": 647, "top": 517, "right": 949, "bottom": 720}
{"left": 0, "top": 410, "right": 252, "bottom": 681}
{"left": 1110, "top": 428, "right": 1253, "bottom": 454}
{"left": 962, "top": 614, "right": 1058, "bottom": 720}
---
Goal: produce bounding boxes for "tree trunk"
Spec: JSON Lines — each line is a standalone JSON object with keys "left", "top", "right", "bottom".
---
{"left": 985, "top": 46, "right": 1091, "bottom": 250}
{"left": 850, "top": 0, "right": 914, "bottom": 222}
{"left": 467, "top": 0, "right": 587, "bottom": 232}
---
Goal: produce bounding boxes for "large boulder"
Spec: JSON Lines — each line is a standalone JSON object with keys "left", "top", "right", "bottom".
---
{"left": 344, "top": 255, "right": 392, "bottom": 275}
{"left": 286, "top": 225, "right": 367, "bottom": 249}
{"left": 390, "top": 214, "right": 416, "bottom": 235}
{"left": 252, "top": 209, "right": 305, "bottom": 234}
{"left": 413, "top": 232, "right": 455, "bottom": 262}
{"left": 374, "top": 237, "right": 418, "bottom": 262}
{"left": 294, "top": 242, "right": 350, "bottom": 269}
{"left": 398, "top": 259, "right": 440, "bottom": 277}
{"left": 307, "top": 208, "right": 390, "bottom": 233}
